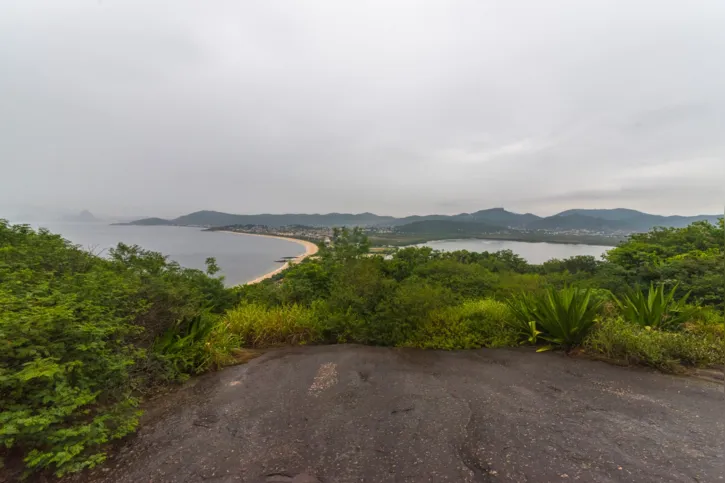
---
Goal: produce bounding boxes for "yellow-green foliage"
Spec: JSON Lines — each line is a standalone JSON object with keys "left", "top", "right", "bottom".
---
{"left": 493, "top": 273, "right": 547, "bottom": 298}
{"left": 406, "top": 300, "right": 518, "bottom": 350}
{"left": 208, "top": 303, "right": 322, "bottom": 351}
{"left": 689, "top": 305, "right": 724, "bottom": 326}
{"left": 585, "top": 317, "right": 725, "bottom": 372}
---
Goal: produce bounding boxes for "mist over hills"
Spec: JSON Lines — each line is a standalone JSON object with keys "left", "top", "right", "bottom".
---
{"left": 60, "top": 210, "right": 99, "bottom": 223}
{"left": 128, "top": 207, "right": 721, "bottom": 234}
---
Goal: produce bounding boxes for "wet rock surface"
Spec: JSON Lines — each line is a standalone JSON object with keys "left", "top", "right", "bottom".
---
{"left": 85, "top": 345, "right": 724, "bottom": 482}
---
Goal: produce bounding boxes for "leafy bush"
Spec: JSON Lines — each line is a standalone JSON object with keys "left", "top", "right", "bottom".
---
{"left": 372, "top": 280, "right": 456, "bottom": 346}
{"left": 585, "top": 317, "right": 725, "bottom": 371}
{"left": 405, "top": 299, "right": 518, "bottom": 349}
{"left": 689, "top": 305, "right": 724, "bottom": 326}
{"left": 541, "top": 255, "right": 600, "bottom": 275}
{"left": 605, "top": 220, "right": 724, "bottom": 307}
{"left": 490, "top": 272, "right": 548, "bottom": 299}
{"left": 324, "top": 258, "right": 392, "bottom": 327}
{"left": 614, "top": 283, "right": 697, "bottom": 331}
{"left": 507, "top": 287, "right": 603, "bottom": 350}
{"left": 279, "top": 261, "right": 332, "bottom": 304}
{"left": 411, "top": 259, "right": 497, "bottom": 299}
{"left": 0, "top": 286, "right": 144, "bottom": 477}
{"left": 0, "top": 222, "right": 235, "bottom": 476}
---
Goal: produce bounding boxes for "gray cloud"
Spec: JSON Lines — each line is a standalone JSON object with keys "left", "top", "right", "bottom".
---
{"left": 1, "top": 0, "right": 723, "bottom": 218}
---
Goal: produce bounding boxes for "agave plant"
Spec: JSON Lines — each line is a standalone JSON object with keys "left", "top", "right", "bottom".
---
{"left": 507, "top": 287, "right": 603, "bottom": 350}
{"left": 614, "top": 283, "right": 696, "bottom": 331}
{"left": 505, "top": 293, "right": 541, "bottom": 345}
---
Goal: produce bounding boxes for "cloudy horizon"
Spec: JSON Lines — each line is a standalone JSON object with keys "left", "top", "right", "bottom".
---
{"left": 2, "top": 1, "right": 723, "bottom": 219}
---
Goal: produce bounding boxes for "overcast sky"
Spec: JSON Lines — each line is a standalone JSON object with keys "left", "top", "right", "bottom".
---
{"left": 1, "top": 0, "right": 723, "bottom": 218}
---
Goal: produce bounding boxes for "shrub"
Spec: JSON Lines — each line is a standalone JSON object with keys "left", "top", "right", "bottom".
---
{"left": 585, "top": 317, "right": 725, "bottom": 371}
{"left": 372, "top": 280, "right": 456, "bottom": 346}
{"left": 687, "top": 305, "right": 724, "bottom": 326}
{"left": 405, "top": 299, "right": 518, "bottom": 349}
{"left": 507, "top": 287, "right": 603, "bottom": 350}
{"left": 0, "top": 222, "right": 235, "bottom": 476}
{"left": 0, "top": 287, "right": 144, "bottom": 477}
{"left": 278, "top": 260, "right": 332, "bottom": 305}
{"left": 210, "top": 303, "right": 323, "bottom": 349}
{"left": 411, "top": 259, "right": 497, "bottom": 299}
{"left": 324, "top": 258, "right": 392, "bottom": 327}
{"left": 491, "top": 272, "right": 547, "bottom": 299}
{"left": 614, "top": 283, "right": 697, "bottom": 331}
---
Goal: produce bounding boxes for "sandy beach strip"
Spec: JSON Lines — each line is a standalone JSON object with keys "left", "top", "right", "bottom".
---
{"left": 219, "top": 231, "right": 320, "bottom": 285}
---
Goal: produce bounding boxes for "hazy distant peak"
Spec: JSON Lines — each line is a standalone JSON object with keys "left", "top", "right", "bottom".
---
{"left": 62, "top": 210, "right": 98, "bottom": 222}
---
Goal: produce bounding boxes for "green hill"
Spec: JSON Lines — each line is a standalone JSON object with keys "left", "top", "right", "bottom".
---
{"left": 395, "top": 219, "right": 503, "bottom": 235}
{"left": 127, "top": 208, "right": 721, "bottom": 234}
{"left": 528, "top": 214, "right": 632, "bottom": 231}
{"left": 454, "top": 208, "right": 541, "bottom": 228}
{"left": 122, "top": 217, "right": 173, "bottom": 226}
{"left": 554, "top": 209, "right": 720, "bottom": 231}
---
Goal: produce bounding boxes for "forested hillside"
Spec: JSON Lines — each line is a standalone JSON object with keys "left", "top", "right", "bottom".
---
{"left": 0, "top": 221, "right": 239, "bottom": 477}
{"left": 128, "top": 208, "right": 721, "bottom": 233}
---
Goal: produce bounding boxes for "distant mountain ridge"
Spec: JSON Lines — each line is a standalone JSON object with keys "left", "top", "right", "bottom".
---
{"left": 128, "top": 208, "right": 721, "bottom": 234}
{"left": 149, "top": 210, "right": 396, "bottom": 228}
{"left": 552, "top": 208, "right": 720, "bottom": 231}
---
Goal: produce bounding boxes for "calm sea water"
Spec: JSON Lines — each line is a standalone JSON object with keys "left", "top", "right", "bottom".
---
{"left": 16, "top": 222, "right": 305, "bottom": 286}
{"left": 420, "top": 239, "right": 611, "bottom": 264}
{"left": 11, "top": 221, "right": 611, "bottom": 284}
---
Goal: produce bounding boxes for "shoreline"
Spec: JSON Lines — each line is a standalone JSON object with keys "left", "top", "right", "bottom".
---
{"left": 219, "top": 231, "right": 319, "bottom": 285}
{"left": 414, "top": 237, "right": 618, "bottom": 248}
{"left": 371, "top": 234, "right": 622, "bottom": 248}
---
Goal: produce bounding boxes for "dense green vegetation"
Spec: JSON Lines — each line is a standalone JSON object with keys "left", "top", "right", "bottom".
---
{"left": 0, "top": 221, "right": 239, "bottom": 477}
{"left": 234, "top": 223, "right": 722, "bottom": 358}
{"left": 235, "top": 223, "right": 723, "bottom": 360}
{"left": 1, "top": 220, "right": 723, "bottom": 478}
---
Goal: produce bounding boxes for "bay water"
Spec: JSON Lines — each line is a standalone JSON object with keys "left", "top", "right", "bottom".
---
{"left": 13, "top": 222, "right": 305, "bottom": 286}
{"left": 11, "top": 221, "right": 613, "bottom": 285}
{"left": 420, "top": 238, "right": 611, "bottom": 264}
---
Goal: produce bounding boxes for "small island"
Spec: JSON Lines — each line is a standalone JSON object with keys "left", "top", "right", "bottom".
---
{"left": 62, "top": 210, "right": 99, "bottom": 223}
